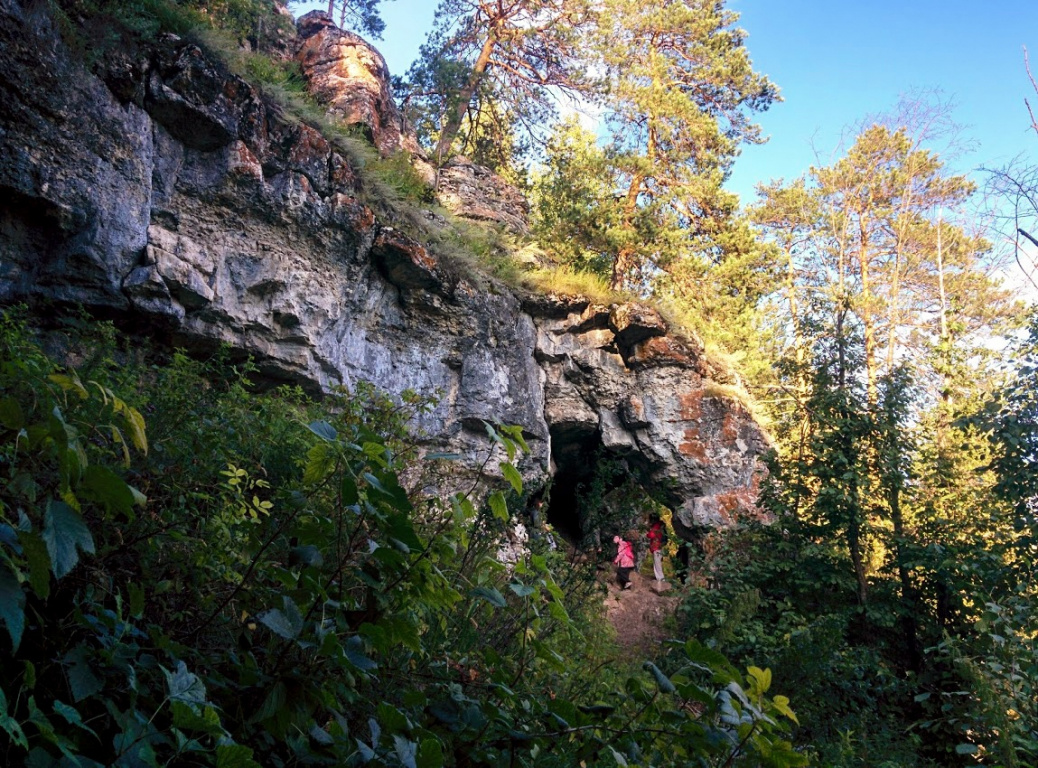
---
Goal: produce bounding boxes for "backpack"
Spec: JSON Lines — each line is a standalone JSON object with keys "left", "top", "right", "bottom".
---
{"left": 649, "top": 521, "right": 666, "bottom": 549}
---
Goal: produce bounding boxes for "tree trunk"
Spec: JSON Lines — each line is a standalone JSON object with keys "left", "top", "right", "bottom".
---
{"left": 889, "top": 482, "right": 921, "bottom": 670}
{"left": 609, "top": 172, "right": 645, "bottom": 291}
{"left": 434, "top": 32, "right": 498, "bottom": 169}
{"left": 611, "top": 247, "right": 638, "bottom": 292}
{"left": 858, "top": 216, "right": 877, "bottom": 404}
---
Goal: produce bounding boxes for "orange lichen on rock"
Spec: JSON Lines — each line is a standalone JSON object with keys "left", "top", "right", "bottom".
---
{"left": 227, "top": 140, "right": 262, "bottom": 180}
{"left": 679, "top": 390, "right": 704, "bottom": 421}
{"left": 288, "top": 123, "right": 331, "bottom": 166}
{"left": 721, "top": 411, "right": 739, "bottom": 446}
{"left": 626, "top": 336, "right": 699, "bottom": 369}
{"left": 679, "top": 428, "right": 708, "bottom": 461}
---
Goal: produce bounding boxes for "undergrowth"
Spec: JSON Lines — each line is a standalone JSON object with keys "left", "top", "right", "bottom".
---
{"left": 0, "top": 308, "right": 806, "bottom": 767}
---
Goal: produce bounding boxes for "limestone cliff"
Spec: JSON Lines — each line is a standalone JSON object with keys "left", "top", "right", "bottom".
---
{"left": 0, "top": 0, "right": 766, "bottom": 534}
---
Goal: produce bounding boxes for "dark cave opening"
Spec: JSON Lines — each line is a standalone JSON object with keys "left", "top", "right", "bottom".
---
{"left": 543, "top": 424, "right": 650, "bottom": 547}
{"left": 543, "top": 425, "right": 600, "bottom": 544}
{"left": 543, "top": 424, "right": 683, "bottom": 557}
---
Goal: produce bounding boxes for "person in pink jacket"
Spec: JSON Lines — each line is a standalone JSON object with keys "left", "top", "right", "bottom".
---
{"left": 613, "top": 535, "right": 635, "bottom": 589}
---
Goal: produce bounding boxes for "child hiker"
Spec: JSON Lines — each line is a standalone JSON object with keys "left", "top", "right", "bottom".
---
{"left": 613, "top": 534, "right": 635, "bottom": 590}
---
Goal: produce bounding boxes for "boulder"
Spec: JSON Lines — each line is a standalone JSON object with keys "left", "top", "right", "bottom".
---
{"left": 295, "top": 11, "right": 427, "bottom": 172}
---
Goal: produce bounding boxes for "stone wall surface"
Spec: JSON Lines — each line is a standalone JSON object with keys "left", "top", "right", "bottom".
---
{"left": 0, "top": 0, "right": 767, "bottom": 530}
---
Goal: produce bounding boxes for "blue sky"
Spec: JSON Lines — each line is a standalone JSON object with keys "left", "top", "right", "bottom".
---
{"left": 294, "top": 1, "right": 1038, "bottom": 202}
{"left": 726, "top": 0, "right": 1038, "bottom": 203}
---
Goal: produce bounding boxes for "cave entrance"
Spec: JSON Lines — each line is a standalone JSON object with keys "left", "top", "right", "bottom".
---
{"left": 543, "top": 424, "right": 661, "bottom": 547}
{"left": 543, "top": 425, "right": 598, "bottom": 543}
{"left": 539, "top": 425, "right": 597, "bottom": 539}
{"left": 543, "top": 423, "right": 682, "bottom": 560}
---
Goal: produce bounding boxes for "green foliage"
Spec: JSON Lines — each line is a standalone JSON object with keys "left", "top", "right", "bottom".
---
{"left": 987, "top": 311, "right": 1038, "bottom": 518}
{"left": 672, "top": 267, "right": 1038, "bottom": 766}
{"left": 323, "top": 0, "right": 390, "bottom": 39}
{"left": 49, "top": 0, "right": 295, "bottom": 62}
{"left": 591, "top": 0, "right": 777, "bottom": 291}
{"left": 750, "top": 115, "right": 1016, "bottom": 410}
{"left": 530, "top": 117, "right": 619, "bottom": 279}
{"left": 0, "top": 308, "right": 805, "bottom": 767}
{"left": 398, "top": 0, "right": 594, "bottom": 168}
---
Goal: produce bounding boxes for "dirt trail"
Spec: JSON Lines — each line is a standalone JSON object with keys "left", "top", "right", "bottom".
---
{"left": 601, "top": 568, "right": 682, "bottom": 655}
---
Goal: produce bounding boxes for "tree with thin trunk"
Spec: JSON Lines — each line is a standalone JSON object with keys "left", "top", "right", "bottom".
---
{"left": 761, "top": 121, "right": 1009, "bottom": 405}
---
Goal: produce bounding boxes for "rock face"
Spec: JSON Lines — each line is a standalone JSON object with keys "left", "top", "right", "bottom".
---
{"left": 0, "top": 0, "right": 766, "bottom": 532}
{"left": 436, "top": 157, "right": 530, "bottom": 234}
{"left": 296, "top": 11, "right": 410, "bottom": 157}
{"left": 531, "top": 301, "right": 766, "bottom": 529}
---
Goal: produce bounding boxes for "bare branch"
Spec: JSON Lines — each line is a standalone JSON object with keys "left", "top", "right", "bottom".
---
{"left": 1026, "top": 46, "right": 1038, "bottom": 137}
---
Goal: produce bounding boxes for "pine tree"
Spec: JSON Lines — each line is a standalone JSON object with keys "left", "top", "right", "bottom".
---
{"left": 398, "top": 0, "right": 594, "bottom": 169}
{"left": 753, "top": 122, "right": 1014, "bottom": 406}
{"left": 531, "top": 117, "right": 619, "bottom": 275}
{"left": 325, "top": 0, "right": 389, "bottom": 38}
{"left": 595, "top": 0, "right": 776, "bottom": 291}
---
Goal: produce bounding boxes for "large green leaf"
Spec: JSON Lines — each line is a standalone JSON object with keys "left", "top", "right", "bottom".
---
{"left": 303, "top": 442, "right": 335, "bottom": 485}
{"left": 171, "top": 701, "right": 222, "bottom": 734}
{"left": 394, "top": 735, "right": 418, "bottom": 768}
{"left": 307, "top": 420, "right": 338, "bottom": 442}
{"left": 48, "top": 372, "right": 88, "bottom": 399}
{"left": 80, "top": 464, "right": 136, "bottom": 519}
{"left": 387, "top": 512, "right": 423, "bottom": 551}
{"left": 471, "top": 586, "right": 507, "bottom": 608}
{"left": 0, "top": 563, "right": 25, "bottom": 652}
{"left": 345, "top": 635, "right": 379, "bottom": 671}
{"left": 416, "top": 738, "right": 445, "bottom": 768}
{"left": 747, "top": 665, "right": 772, "bottom": 694}
{"left": 508, "top": 582, "right": 536, "bottom": 598}
{"left": 18, "top": 531, "right": 51, "bottom": 601}
{"left": 165, "top": 661, "right": 207, "bottom": 705}
{"left": 643, "top": 662, "right": 676, "bottom": 694}
{"left": 42, "top": 500, "right": 94, "bottom": 579}
{"left": 53, "top": 699, "right": 99, "bottom": 738}
{"left": 257, "top": 597, "right": 304, "bottom": 640}
{"left": 500, "top": 463, "right": 523, "bottom": 494}
{"left": 770, "top": 694, "right": 799, "bottom": 725}
{"left": 216, "top": 743, "right": 261, "bottom": 768}
{"left": 0, "top": 395, "right": 24, "bottom": 429}
{"left": 0, "top": 687, "right": 28, "bottom": 749}
{"left": 120, "top": 402, "right": 148, "bottom": 454}
{"left": 64, "top": 646, "right": 103, "bottom": 702}
{"left": 489, "top": 492, "right": 508, "bottom": 522}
